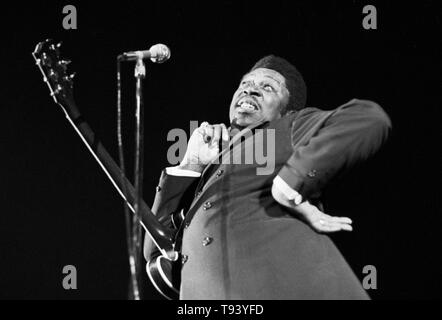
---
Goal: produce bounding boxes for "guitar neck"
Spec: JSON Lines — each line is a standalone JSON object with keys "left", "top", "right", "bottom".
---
{"left": 59, "top": 99, "right": 176, "bottom": 259}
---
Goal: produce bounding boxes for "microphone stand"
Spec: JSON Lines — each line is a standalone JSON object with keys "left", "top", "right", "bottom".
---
{"left": 129, "top": 58, "right": 146, "bottom": 300}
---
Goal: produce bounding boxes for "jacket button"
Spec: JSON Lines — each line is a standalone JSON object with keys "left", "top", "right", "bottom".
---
{"left": 216, "top": 169, "right": 224, "bottom": 177}
{"left": 307, "top": 170, "right": 317, "bottom": 178}
{"left": 196, "top": 191, "right": 202, "bottom": 198}
{"left": 156, "top": 185, "right": 162, "bottom": 192}
{"left": 202, "top": 237, "right": 213, "bottom": 246}
{"left": 203, "top": 201, "right": 212, "bottom": 210}
{"left": 184, "top": 222, "right": 190, "bottom": 229}
{"left": 181, "top": 254, "right": 188, "bottom": 265}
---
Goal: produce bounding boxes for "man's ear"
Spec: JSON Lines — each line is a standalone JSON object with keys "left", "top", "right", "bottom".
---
{"left": 279, "top": 97, "right": 291, "bottom": 117}
{"left": 279, "top": 87, "right": 291, "bottom": 115}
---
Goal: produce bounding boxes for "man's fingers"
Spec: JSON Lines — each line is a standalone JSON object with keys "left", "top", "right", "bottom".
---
{"left": 199, "top": 123, "right": 228, "bottom": 145}
{"left": 317, "top": 212, "right": 352, "bottom": 224}
{"left": 196, "top": 126, "right": 206, "bottom": 136}
{"left": 316, "top": 224, "right": 353, "bottom": 233}
{"left": 315, "top": 218, "right": 353, "bottom": 233}
{"left": 298, "top": 204, "right": 354, "bottom": 234}
{"left": 314, "top": 221, "right": 338, "bottom": 232}
{"left": 329, "top": 216, "right": 353, "bottom": 224}
{"left": 339, "top": 224, "right": 353, "bottom": 232}
{"left": 203, "top": 125, "right": 214, "bottom": 143}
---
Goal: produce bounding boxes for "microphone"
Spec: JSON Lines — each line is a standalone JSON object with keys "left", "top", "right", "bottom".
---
{"left": 118, "top": 44, "right": 171, "bottom": 63}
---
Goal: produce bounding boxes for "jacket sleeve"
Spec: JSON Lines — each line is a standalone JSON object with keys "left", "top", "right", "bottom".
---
{"left": 277, "top": 99, "right": 392, "bottom": 199}
{"left": 143, "top": 169, "right": 199, "bottom": 260}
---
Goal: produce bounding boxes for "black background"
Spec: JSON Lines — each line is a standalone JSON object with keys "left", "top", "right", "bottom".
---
{"left": 1, "top": 1, "right": 441, "bottom": 299}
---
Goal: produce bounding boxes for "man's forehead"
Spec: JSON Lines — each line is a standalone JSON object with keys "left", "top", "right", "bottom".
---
{"left": 242, "top": 68, "right": 286, "bottom": 85}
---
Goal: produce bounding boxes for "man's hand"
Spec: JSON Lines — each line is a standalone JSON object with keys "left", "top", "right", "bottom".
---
{"left": 179, "top": 122, "right": 229, "bottom": 173}
{"left": 271, "top": 183, "right": 353, "bottom": 233}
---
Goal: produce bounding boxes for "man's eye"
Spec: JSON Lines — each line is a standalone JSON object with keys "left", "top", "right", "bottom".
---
{"left": 263, "top": 84, "right": 274, "bottom": 91}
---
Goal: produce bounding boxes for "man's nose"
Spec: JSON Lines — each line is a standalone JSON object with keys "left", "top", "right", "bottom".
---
{"left": 243, "top": 85, "right": 261, "bottom": 97}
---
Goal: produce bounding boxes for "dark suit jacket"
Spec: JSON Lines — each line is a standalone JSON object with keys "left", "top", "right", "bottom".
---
{"left": 144, "top": 99, "right": 391, "bottom": 300}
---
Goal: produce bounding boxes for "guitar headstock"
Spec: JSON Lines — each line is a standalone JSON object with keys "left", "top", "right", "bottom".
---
{"left": 32, "top": 39, "right": 76, "bottom": 105}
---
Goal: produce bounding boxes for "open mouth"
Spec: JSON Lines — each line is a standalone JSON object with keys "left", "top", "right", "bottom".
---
{"left": 236, "top": 98, "right": 259, "bottom": 112}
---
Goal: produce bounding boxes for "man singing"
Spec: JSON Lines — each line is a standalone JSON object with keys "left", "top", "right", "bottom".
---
{"left": 144, "top": 55, "right": 391, "bottom": 299}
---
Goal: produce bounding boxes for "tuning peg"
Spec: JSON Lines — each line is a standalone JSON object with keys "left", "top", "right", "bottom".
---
{"left": 64, "top": 73, "right": 76, "bottom": 81}
{"left": 41, "top": 53, "right": 52, "bottom": 66}
{"left": 58, "top": 60, "right": 71, "bottom": 66}
{"left": 50, "top": 41, "right": 62, "bottom": 53}
{"left": 48, "top": 69, "right": 59, "bottom": 80}
{"left": 50, "top": 84, "right": 63, "bottom": 97}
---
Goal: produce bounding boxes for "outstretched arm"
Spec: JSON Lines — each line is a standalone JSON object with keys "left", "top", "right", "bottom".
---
{"left": 278, "top": 99, "right": 391, "bottom": 199}
{"left": 272, "top": 99, "right": 391, "bottom": 232}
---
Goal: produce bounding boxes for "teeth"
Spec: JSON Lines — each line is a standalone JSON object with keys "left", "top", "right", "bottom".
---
{"left": 239, "top": 102, "right": 256, "bottom": 110}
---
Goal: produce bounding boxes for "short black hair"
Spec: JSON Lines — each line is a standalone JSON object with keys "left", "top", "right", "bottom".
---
{"left": 250, "top": 55, "right": 307, "bottom": 114}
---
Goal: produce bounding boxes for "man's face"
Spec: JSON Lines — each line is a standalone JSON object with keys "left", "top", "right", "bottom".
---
{"left": 229, "top": 68, "right": 290, "bottom": 127}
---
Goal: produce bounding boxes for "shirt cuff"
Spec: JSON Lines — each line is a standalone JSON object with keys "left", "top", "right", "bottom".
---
{"left": 165, "top": 166, "right": 202, "bottom": 178}
{"left": 273, "top": 175, "right": 303, "bottom": 205}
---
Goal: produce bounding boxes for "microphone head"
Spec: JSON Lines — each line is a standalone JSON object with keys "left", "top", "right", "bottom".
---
{"left": 149, "top": 44, "right": 171, "bottom": 63}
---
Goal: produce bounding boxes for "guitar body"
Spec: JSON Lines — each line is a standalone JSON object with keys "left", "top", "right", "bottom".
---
{"left": 147, "top": 252, "right": 181, "bottom": 300}
{"left": 147, "top": 209, "right": 185, "bottom": 300}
